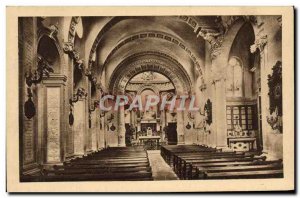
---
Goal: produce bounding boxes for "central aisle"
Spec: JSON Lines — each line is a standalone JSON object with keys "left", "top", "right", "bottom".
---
{"left": 147, "top": 150, "right": 179, "bottom": 180}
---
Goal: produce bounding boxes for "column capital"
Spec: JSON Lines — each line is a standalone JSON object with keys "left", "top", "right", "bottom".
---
{"left": 198, "top": 29, "right": 224, "bottom": 60}
{"left": 250, "top": 34, "right": 268, "bottom": 53}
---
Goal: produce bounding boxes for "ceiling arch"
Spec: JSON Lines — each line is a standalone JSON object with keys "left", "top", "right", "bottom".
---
{"left": 103, "top": 31, "right": 204, "bottom": 76}
{"left": 109, "top": 51, "right": 192, "bottom": 95}
{"left": 136, "top": 85, "right": 160, "bottom": 96}
{"left": 87, "top": 16, "right": 205, "bottom": 68}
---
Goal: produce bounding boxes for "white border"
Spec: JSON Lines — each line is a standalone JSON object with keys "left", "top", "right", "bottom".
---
{"left": 2, "top": 0, "right": 298, "bottom": 197}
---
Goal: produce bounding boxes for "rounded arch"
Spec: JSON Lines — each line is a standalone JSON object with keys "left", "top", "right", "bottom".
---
{"left": 135, "top": 84, "right": 160, "bottom": 96}
{"left": 109, "top": 53, "right": 192, "bottom": 95}
{"left": 228, "top": 56, "right": 244, "bottom": 68}
{"left": 37, "top": 35, "right": 62, "bottom": 73}
{"left": 102, "top": 31, "right": 204, "bottom": 76}
{"left": 86, "top": 16, "right": 201, "bottom": 67}
{"left": 109, "top": 51, "right": 192, "bottom": 91}
{"left": 68, "top": 17, "right": 82, "bottom": 43}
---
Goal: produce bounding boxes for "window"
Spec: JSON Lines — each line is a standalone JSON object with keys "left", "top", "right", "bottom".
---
{"left": 226, "top": 105, "right": 257, "bottom": 131}
{"left": 226, "top": 57, "right": 243, "bottom": 97}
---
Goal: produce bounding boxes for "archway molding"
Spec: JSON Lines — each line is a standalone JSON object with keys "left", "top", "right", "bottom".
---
{"left": 109, "top": 52, "right": 192, "bottom": 95}
{"left": 102, "top": 31, "right": 204, "bottom": 76}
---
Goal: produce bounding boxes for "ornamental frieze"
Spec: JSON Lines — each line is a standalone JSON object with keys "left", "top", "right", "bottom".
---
{"left": 126, "top": 82, "right": 175, "bottom": 92}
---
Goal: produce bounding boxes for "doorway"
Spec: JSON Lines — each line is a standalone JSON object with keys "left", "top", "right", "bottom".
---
{"left": 166, "top": 123, "right": 177, "bottom": 145}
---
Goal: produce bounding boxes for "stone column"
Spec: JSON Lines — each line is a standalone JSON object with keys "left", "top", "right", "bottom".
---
{"left": 118, "top": 106, "right": 126, "bottom": 147}
{"left": 99, "top": 114, "right": 105, "bottom": 149}
{"left": 212, "top": 77, "right": 228, "bottom": 149}
{"left": 73, "top": 99, "right": 86, "bottom": 156}
{"left": 198, "top": 128, "right": 204, "bottom": 145}
{"left": 90, "top": 111, "right": 97, "bottom": 151}
{"left": 160, "top": 110, "right": 165, "bottom": 140}
{"left": 176, "top": 111, "right": 185, "bottom": 145}
{"left": 42, "top": 74, "right": 67, "bottom": 164}
{"left": 259, "top": 42, "right": 272, "bottom": 154}
{"left": 137, "top": 117, "right": 141, "bottom": 132}
{"left": 207, "top": 77, "right": 215, "bottom": 147}
{"left": 97, "top": 91, "right": 105, "bottom": 149}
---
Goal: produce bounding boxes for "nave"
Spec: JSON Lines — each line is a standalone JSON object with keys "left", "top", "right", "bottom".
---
{"left": 21, "top": 145, "right": 283, "bottom": 182}
{"left": 18, "top": 15, "right": 284, "bottom": 181}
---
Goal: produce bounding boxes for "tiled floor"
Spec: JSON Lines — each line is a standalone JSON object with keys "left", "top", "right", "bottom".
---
{"left": 147, "top": 150, "right": 179, "bottom": 180}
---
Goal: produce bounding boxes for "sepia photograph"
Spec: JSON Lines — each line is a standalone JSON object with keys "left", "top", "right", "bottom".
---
{"left": 6, "top": 6, "right": 294, "bottom": 192}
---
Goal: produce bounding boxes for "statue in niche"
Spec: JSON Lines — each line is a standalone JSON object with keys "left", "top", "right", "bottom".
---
{"left": 147, "top": 127, "right": 153, "bottom": 136}
{"left": 233, "top": 116, "right": 243, "bottom": 136}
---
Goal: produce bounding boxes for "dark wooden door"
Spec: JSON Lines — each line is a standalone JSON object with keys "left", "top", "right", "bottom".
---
{"left": 167, "top": 123, "right": 177, "bottom": 145}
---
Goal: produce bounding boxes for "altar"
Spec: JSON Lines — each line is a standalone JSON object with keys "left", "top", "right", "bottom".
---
{"left": 138, "top": 136, "right": 161, "bottom": 150}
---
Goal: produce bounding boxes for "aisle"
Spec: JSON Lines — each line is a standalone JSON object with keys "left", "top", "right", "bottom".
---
{"left": 147, "top": 150, "right": 179, "bottom": 180}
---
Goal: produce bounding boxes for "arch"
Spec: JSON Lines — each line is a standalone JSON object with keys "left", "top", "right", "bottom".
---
{"left": 214, "top": 20, "right": 258, "bottom": 68}
{"left": 86, "top": 16, "right": 201, "bottom": 68}
{"left": 37, "top": 23, "right": 66, "bottom": 74}
{"left": 110, "top": 61, "right": 184, "bottom": 94}
{"left": 107, "top": 50, "right": 192, "bottom": 81}
{"left": 37, "top": 35, "right": 61, "bottom": 73}
{"left": 228, "top": 56, "right": 244, "bottom": 68}
{"left": 68, "top": 17, "right": 81, "bottom": 43}
{"left": 109, "top": 52, "right": 192, "bottom": 95}
{"left": 228, "top": 22, "right": 256, "bottom": 69}
{"left": 135, "top": 84, "right": 160, "bottom": 96}
{"left": 102, "top": 31, "right": 204, "bottom": 76}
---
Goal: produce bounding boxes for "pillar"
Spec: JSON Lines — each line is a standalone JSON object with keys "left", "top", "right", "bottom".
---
{"left": 177, "top": 111, "right": 185, "bottom": 144}
{"left": 161, "top": 110, "right": 165, "bottom": 141}
{"left": 118, "top": 106, "right": 126, "bottom": 147}
{"left": 213, "top": 77, "right": 228, "bottom": 149}
{"left": 97, "top": 91, "right": 105, "bottom": 149}
{"left": 73, "top": 99, "right": 86, "bottom": 156}
{"left": 42, "top": 74, "right": 67, "bottom": 164}
{"left": 90, "top": 111, "right": 97, "bottom": 151}
{"left": 99, "top": 114, "right": 105, "bottom": 149}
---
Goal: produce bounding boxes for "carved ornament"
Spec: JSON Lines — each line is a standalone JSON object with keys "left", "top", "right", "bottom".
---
{"left": 250, "top": 34, "right": 268, "bottom": 53}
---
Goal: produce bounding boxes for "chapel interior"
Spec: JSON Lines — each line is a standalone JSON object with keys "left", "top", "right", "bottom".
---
{"left": 19, "top": 15, "right": 284, "bottom": 181}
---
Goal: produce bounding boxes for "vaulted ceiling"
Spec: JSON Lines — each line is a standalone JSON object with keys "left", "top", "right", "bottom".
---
{"left": 80, "top": 16, "right": 220, "bottom": 90}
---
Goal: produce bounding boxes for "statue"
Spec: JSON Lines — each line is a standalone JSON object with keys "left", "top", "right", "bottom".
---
{"left": 147, "top": 127, "right": 153, "bottom": 136}
{"left": 233, "top": 116, "right": 243, "bottom": 136}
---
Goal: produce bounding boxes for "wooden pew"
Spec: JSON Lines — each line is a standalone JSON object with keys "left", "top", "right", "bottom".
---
{"left": 187, "top": 160, "right": 283, "bottom": 179}
{"left": 174, "top": 154, "right": 266, "bottom": 179}
{"left": 161, "top": 145, "right": 283, "bottom": 180}
{"left": 161, "top": 145, "right": 218, "bottom": 166}
{"left": 44, "top": 166, "right": 152, "bottom": 175}
{"left": 41, "top": 172, "right": 153, "bottom": 181}
{"left": 39, "top": 147, "right": 153, "bottom": 181}
{"left": 203, "top": 170, "right": 283, "bottom": 179}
